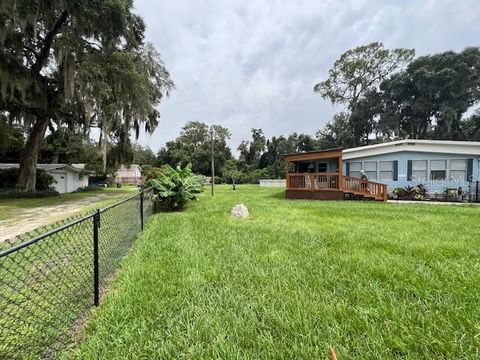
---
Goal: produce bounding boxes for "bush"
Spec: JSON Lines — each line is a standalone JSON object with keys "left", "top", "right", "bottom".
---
{"left": 149, "top": 163, "right": 204, "bottom": 212}
{"left": 241, "top": 168, "right": 272, "bottom": 184}
{"left": 0, "top": 168, "right": 55, "bottom": 191}
{"left": 392, "top": 187, "right": 406, "bottom": 198}
{"left": 0, "top": 190, "right": 59, "bottom": 199}
{"left": 74, "top": 186, "right": 101, "bottom": 193}
{"left": 392, "top": 184, "right": 428, "bottom": 200}
{"left": 415, "top": 184, "right": 428, "bottom": 199}
{"left": 144, "top": 167, "right": 165, "bottom": 184}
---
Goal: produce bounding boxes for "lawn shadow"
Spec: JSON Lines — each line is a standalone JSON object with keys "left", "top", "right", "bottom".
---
{"left": 264, "top": 189, "right": 286, "bottom": 200}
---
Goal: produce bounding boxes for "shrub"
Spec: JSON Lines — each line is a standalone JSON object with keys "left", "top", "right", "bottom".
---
{"left": 0, "top": 190, "right": 59, "bottom": 199}
{"left": 403, "top": 185, "right": 415, "bottom": 198}
{"left": 240, "top": 168, "right": 272, "bottom": 184}
{"left": 392, "top": 184, "right": 428, "bottom": 200}
{"left": 0, "top": 168, "right": 55, "bottom": 191}
{"left": 74, "top": 186, "right": 101, "bottom": 193}
{"left": 393, "top": 187, "right": 406, "bottom": 198}
{"left": 149, "top": 163, "right": 204, "bottom": 212}
{"left": 144, "top": 167, "right": 165, "bottom": 184}
{"left": 415, "top": 184, "right": 428, "bottom": 199}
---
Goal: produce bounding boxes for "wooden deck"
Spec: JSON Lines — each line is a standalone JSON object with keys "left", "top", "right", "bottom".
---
{"left": 286, "top": 172, "right": 388, "bottom": 201}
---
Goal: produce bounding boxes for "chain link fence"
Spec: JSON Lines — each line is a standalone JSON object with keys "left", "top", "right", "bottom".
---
{"left": 0, "top": 187, "right": 154, "bottom": 359}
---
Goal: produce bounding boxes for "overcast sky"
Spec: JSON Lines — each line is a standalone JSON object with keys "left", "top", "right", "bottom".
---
{"left": 133, "top": 0, "right": 480, "bottom": 152}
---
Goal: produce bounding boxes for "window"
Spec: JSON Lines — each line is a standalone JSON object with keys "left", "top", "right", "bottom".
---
{"left": 412, "top": 160, "right": 427, "bottom": 180}
{"left": 350, "top": 162, "right": 362, "bottom": 178}
{"left": 380, "top": 161, "right": 394, "bottom": 180}
{"left": 364, "top": 161, "right": 377, "bottom": 180}
{"left": 317, "top": 162, "right": 328, "bottom": 173}
{"left": 430, "top": 160, "right": 446, "bottom": 180}
{"left": 450, "top": 159, "right": 467, "bottom": 181}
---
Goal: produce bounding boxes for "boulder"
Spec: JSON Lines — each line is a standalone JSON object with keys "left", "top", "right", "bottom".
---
{"left": 230, "top": 204, "right": 249, "bottom": 219}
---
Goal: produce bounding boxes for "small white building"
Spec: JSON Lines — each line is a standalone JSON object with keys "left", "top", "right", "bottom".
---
{"left": 259, "top": 179, "right": 286, "bottom": 187}
{"left": 0, "top": 163, "right": 89, "bottom": 193}
{"left": 115, "top": 164, "right": 142, "bottom": 185}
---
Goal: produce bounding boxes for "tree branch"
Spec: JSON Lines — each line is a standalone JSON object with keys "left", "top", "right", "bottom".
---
{"left": 31, "top": 10, "right": 69, "bottom": 76}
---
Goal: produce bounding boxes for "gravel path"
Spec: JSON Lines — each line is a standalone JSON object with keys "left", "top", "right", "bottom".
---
{"left": 0, "top": 194, "right": 111, "bottom": 242}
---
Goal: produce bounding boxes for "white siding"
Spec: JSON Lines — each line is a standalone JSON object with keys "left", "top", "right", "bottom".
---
{"left": 48, "top": 170, "right": 87, "bottom": 193}
{"left": 49, "top": 171, "right": 67, "bottom": 193}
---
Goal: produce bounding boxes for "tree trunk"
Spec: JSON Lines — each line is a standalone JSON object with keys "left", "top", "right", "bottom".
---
{"left": 17, "top": 114, "right": 49, "bottom": 192}
{"left": 100, "top": 121, "right": 108, "bottom": 173}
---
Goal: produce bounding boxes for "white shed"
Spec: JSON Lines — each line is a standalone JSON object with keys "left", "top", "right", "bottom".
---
{"left": 0, "top": 163, "right": 89, "bottom": 193}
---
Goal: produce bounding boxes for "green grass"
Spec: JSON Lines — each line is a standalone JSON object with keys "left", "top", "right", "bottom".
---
{"left": 0, "top": 186, "right": 145, "bottom": 359}
{"left": 64, "top": 185, "right": 480, "bottom": 359}
{"left": 0, "top": 186, "right": 138, "bottom": 221}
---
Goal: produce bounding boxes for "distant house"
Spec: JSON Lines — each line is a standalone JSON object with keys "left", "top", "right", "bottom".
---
{"left": 0, "top": 163, "right": 88, "bottom": 193}
{"left": 283, "top": 140, "right": 480, "bottom": 201}
{"left": 115, "top": 164, "right": 142, "bottom": 185}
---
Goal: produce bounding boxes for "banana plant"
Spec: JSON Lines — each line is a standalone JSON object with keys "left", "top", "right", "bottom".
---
{"left": 148, "top": 164, "right": 204, "bottom": 211}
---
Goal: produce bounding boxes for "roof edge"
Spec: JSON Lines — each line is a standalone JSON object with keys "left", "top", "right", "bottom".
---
{"left": 343, "top": 139, "right": 480, "bottom": 153}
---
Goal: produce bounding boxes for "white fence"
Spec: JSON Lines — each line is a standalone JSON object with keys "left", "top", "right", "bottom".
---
{"left": 259, "top": 179, "right": 286, "bottom": 188}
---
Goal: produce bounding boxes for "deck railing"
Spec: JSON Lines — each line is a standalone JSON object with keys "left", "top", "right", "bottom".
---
{"left": 287, "top": 172, "right": 340, "bottom": 190}
{"left": 343, "top": 176, "right": 388, "bottom": 200}
{"left": 287, "top": 173, "right": 387, "bottom": 201}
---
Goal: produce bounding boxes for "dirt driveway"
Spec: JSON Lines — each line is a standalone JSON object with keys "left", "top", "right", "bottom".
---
{"left": 0, "top": 193, "right": 116, "bottom": 242}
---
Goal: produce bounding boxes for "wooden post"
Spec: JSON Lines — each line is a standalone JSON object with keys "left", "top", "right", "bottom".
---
{"left": 285, "top": 161, "right": 290, "bottom": 189}
{"left": 211, "top": 128, "right": 215, "bottom": 196}
{"left": 383, "top": 184, "right": 388, "bottom": 202}
{"left": 338, "top": 154, "right": 343, "bottom": 191}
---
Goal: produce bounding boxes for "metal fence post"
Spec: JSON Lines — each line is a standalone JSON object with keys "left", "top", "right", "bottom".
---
{"left": 476, "top": 181, "right": 479, "bottom": 202}
{"left": 93, "top": 209, "right": 100, "bottom": 306}
{"left": 140, "top": 190, "right": 144, "bottom": 231}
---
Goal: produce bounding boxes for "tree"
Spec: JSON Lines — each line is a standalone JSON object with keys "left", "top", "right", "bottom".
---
{"left": 39, "top": 126, "right": 98, "bottom": 164}
{"left": 375, "top": 71, "right": 431, "bottom": 139}
{"left": 314, "top": 42, "right": 414, "bottom": 146}
{"left": 0, "top": 115, "right": 25, "bottom": 163}
{"left": 223, "top": 159, "right": 244, "bottom": 189}
{"left": 237, "top": 128, "right": 266, "bottom": 168}
{"left": 314, "top": 42, "right": 415, "bottom": 109}
{"left": 0, "top": 0, "right": 172, "bottom": 191}
{"left": 132, "top": 144, "right": 156, "bottom": 166}
{"left": 348, "top": 89, "right": 383, "bottom": 145}
{"left": 316, "top": 113, "right": 356, "bottom": 149}
{"left": 156, "top": 121, "right": 232, "bottom": 176}
{"left": 461, "top": 111, "right": 480, "bottom": 141}
{"left": 79, "top": 43, "right": 173, "bottom": 173}
{"left": 259, "top": 136, "right": 292, "bottom": 178}
{"left": 374, "top": 47, "right": 480, "bottom": 140}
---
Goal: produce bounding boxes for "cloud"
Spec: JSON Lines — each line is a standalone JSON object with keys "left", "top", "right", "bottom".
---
{"left": 133, "top": 0, "right": 480, "bottom": 152}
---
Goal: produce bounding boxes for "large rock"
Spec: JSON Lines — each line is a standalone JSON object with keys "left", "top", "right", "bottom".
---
{"left": 230, "top": 204, "right": 249, "bottom": 219}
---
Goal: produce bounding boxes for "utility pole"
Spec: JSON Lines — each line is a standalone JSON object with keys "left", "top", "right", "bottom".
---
{"left": 210, "top": 126, "right": 215, "bottom": 196}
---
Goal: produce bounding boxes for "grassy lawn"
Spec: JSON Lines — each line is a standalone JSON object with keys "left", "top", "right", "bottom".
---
{"left": 0, "top": 187, "right": 147, "bottom": 359}
{"left": 64, "top": 185, "right": 480, "bottom": 359}
{"left": 0, "top": 186, "right": 138, "bottom": 221}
